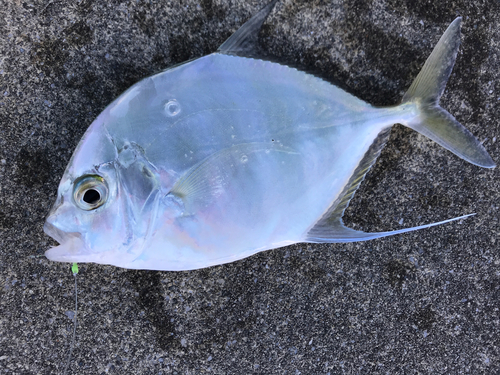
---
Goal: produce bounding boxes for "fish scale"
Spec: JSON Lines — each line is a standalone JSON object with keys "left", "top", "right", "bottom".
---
{"left": 44, "top": 1, "right": 495, "bottom": 270}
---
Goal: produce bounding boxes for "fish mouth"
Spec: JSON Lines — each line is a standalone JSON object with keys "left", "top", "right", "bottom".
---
{"left": 43, "top": 221, "right": 88, "bottom": 262}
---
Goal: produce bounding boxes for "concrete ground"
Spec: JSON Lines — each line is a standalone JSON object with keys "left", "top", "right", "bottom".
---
{"left": 0, "top": 0, "right": 499, "bottom": 373}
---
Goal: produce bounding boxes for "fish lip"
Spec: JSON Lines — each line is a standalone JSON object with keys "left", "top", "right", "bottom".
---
{"left": 45, "top": 244, "right": 81, "bottom": 262}
{"left": 43, "top": 221, "right": 87, "bottom": 262}
{"left": 43, "top": 220, "right": 72, "bottom": 244}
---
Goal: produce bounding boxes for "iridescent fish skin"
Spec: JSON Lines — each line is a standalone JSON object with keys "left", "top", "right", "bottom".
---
{"left": 44, "top": 1, "right": 495, "bottom": 270}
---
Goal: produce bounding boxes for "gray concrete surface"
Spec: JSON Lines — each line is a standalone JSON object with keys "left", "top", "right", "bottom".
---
{"left": 1, "top": 0, "right": 499, "bottom": 373}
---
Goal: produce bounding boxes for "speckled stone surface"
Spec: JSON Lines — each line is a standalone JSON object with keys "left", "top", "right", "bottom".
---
{"left": 1, "top": 0, "right": 499, "bottom": 373}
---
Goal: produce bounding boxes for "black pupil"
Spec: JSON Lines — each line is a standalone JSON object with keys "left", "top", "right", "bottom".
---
{"left": 83, "top": 189, "right": 101, "bottom": 205}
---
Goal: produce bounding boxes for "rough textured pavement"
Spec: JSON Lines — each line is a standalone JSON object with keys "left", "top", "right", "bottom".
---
{"left": 1, "top": 0, "right": 499, "bottom": 373}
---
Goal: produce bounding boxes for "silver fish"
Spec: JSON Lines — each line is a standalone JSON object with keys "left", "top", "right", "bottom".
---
{"left": 44, "top": 0, "right": 495, "bottom": 270}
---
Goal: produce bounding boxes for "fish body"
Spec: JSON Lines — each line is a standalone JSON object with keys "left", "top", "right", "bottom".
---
{"left": 44, "top": 1, "right": 495, "bottom": 270}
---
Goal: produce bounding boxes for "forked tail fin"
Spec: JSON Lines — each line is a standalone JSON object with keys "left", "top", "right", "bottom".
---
{"left": 402, "top": 18, "right": 495, "bottom": 168}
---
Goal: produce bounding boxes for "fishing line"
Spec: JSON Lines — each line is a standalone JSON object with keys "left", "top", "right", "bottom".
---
{"left": 62, "top": 263, "right": 78, "bottom": 375}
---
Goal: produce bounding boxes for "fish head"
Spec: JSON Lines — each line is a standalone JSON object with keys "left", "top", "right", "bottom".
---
{"left": 44, "top": 109, "right": 163, "bottom": 267}
{"left": 44, "top": 166, "right": 127, "bottom": 265}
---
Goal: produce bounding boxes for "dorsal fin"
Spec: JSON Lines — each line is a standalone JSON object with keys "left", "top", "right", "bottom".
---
{"left": 217, "top": 0, "right": 279, "bottom": 55}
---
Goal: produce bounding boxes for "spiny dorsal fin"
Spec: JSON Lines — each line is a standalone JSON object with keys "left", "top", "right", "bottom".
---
{"left": 217, "top": 0, "right": 279, "bottom": 55}
{"left": 307, "top": 128, "right": 391, "bottom": 240}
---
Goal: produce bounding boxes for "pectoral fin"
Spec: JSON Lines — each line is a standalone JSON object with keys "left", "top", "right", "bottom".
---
{"left": 168, "top": 142, "right": 300, "bottom": 216}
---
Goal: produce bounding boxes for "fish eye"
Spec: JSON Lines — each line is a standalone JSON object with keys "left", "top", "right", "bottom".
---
{"left": 83, "top": 189, "right": 100, "bottom": 204}
{"left": 73, "top": 175, "right": 108, "bottom": 210}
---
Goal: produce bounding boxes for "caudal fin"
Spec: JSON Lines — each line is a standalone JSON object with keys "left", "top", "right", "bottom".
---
{"left": 305, "top": 19, "right": 491, "bottom": 244}
{"left": 402, "top": 18, "right": 495, "bottom": 168}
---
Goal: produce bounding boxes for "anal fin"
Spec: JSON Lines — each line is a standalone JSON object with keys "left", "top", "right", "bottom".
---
{"left": 305, "top": 127, "right": 475, "bottom": 243}
{"left": 306, "top": 214, "right": 475, "bottom": 243}
{"left": 306, "top": 128, "right": 391, "bottom": 240}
